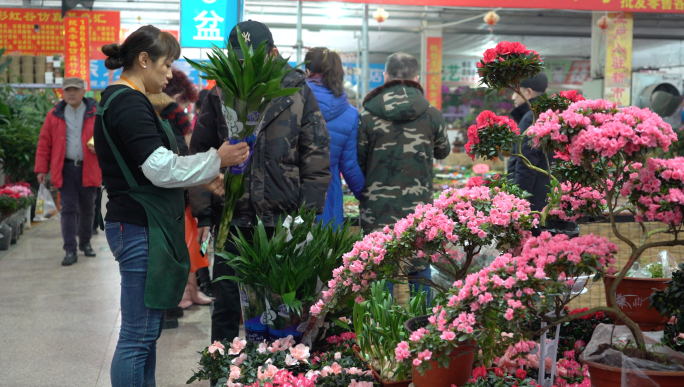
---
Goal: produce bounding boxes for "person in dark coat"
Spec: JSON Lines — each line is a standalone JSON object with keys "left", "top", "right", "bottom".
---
{"left": 305, "top": 47, "right": 364, "bottom": 226}
{"left": 507, "top": 73, "right": 578, "bottom": 237}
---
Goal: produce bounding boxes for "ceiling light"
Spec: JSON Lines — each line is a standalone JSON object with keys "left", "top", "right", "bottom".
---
{"left": 327, "top": 3, "right": 344, "bottom": 19}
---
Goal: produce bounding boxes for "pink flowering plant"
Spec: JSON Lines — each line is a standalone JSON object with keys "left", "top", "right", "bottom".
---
{"left": 465, "top": 110, "right": 520, "bottom": 161}
{"left": 395, "top": 231, "right": 617, "bottom": 374}
{"left": 188, "top": 335, "right": 376, "bottom": 386}
{"left": 310, "top": 185, "right": 539, "bottom": 318}
{"left": 531, "top": 90, "right": 586, "bottom": 119}
{"left": 545, "top": 181, "right": 609, "bottom": 222}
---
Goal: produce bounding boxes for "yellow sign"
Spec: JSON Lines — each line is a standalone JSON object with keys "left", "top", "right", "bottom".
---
{"left": 604, "top": 12, "right": 633, "bottom": 106}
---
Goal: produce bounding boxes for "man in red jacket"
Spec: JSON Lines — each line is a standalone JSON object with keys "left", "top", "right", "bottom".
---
{"left": 35, "top": 77, "right": 102, "bottom": 266}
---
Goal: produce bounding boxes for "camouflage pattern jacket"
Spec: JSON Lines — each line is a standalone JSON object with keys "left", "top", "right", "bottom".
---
{"left": 357, "top": 79, "right": 450, "bottom": 233}
{"left": 189, "top": 66, "right": 331, "bottom": 229}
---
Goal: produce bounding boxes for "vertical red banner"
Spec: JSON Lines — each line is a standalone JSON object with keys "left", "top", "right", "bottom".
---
{"left": 426, "top": 37, "right": 443, "bottom": 110}
{"left": 64, "top": 17, "right": 90, "bottom": 90}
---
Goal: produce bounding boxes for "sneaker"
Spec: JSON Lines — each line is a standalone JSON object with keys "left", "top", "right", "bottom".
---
{"left": 80, "top": 243, "right": 96, "bottom": 257}
{"left": 62, "top": 252, "right": 78, "bottom": 266}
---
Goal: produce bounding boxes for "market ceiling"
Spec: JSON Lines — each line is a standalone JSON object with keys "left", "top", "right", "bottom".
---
{"left": 305, "top": 0, "right": 683, "bottom": 14}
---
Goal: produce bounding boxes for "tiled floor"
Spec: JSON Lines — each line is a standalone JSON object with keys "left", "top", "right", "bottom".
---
{"left": 0, "top": 220, "right": 215, "bottom": 387}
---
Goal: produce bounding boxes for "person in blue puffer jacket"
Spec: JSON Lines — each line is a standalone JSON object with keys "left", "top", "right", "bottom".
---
{"left": 305, "top": 47, "right": 364, "bottom": 226}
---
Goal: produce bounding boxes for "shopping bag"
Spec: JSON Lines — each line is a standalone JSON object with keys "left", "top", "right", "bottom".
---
{"left": 185, "top": 206, "right": 209, "bottom": 273}
{"left": 33, "top": 183, "right": 59, "bottom": 221}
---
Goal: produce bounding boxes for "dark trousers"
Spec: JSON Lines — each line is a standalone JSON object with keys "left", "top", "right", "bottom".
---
{"left": 58, "top": 162, "right": 98, "bottom": 253}
{"left": 211, "top": 225, "right": 275, "bottom": 343}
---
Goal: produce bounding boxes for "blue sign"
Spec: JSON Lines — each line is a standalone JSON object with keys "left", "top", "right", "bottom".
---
{"left": 180, "top": 0, "right": 239, "bottom": 49}
{"left": 90, "top": 60, "right": 122, "bottom": 90}
{"left": 343, "top": 63, "right": 386, "bottom": 92}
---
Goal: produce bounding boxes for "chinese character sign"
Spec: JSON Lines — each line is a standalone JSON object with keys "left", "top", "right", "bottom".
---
{"left": 64, "top": 17, "right": 90, "bottom": 90}
{"left": 604, "top": 12, "right": 633, "bottom": 106}
{"left": 441, "top": 59, "right": 479, "bottom": 84}
{"left": 0, "top": 8, "right": 118, "bottom": 58}
{"left": 426, "top": 37, "right": 443, "bottom": 110}
{"left": 180, "top": 0, "right": 238, "bottom": 48}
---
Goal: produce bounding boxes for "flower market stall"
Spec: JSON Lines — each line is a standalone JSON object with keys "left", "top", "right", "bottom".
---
{"left": 0, "top": 182, "right": 36, "bottom": 249}
{"left": 187, "top": 39, "right": 684, "bottom": 387}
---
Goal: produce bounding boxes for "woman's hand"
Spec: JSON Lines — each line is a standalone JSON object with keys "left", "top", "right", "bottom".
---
{"left": 218, "top": 141, "right": 250, "bottom": 168}
{"left": 204, "top": 173, "right": 225, "bottom": 197}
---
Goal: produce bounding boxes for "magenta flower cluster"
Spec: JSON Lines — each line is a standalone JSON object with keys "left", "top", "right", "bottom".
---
{"left": 621, "top": 157, "right": 684, "bottom": 225}
{"left": 527, "top": 99, "right": 676, "bottom": 164}
{"left": 310, "top": 187, "right": 537, "bottom": 318}
{"left": 395, "top": 231, "right": 617, "bottom": 373}
{"left": 546, "top": 182, "right": 610, "bottom": 222}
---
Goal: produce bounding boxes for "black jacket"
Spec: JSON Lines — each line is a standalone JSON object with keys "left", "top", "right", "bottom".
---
{"left": 188, "top": 65, "right": 331, "bottom": 230}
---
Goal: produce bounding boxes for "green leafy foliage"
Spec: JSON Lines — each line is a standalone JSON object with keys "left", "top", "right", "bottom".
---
{"left": 531, "top": 93, "right": 572, "bottom": 117}
{"left": 353, "top": 280, "right": 428, "bottom": 381}
{"left": 460, "top": 372, "right": 538, "bottom": 387}
{"left": 0, "top": 79, "right": 58, "bottom": 184}
{"left": 216, "top": 208, "right": 362, "bottom": 316}
{"left": 477, "top": 51, "right": 544, "bottom": 93}
{"left": 650, "top": 263, "right": 684, "bottom": 352}
{"left": 184, "top": 26, "right": 299, "bottom": 110}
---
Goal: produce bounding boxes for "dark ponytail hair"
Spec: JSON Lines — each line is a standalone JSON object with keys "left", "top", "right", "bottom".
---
{"left": 102, "top": 25, "right": 181, "bottom": 71}
{"left": 305, "top": 47, "right": 345, "bottom": 98}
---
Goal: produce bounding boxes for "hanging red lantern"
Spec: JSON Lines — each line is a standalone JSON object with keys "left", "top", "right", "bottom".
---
{"left": 373, "top": 7, "right": 389, "bottom": 23}
{"left": 597, "top": 15, "right": 612, "bottom": 32}
{"left": 484, "top": 10, "right": 500, "bottom": 26}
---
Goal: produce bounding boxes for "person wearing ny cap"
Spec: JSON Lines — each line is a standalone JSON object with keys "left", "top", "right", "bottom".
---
{"left": 35, "top": 77, "right": 102, "bottom": 266}
{"left": 189, "top": 20, "right": 331, "bottom": 346}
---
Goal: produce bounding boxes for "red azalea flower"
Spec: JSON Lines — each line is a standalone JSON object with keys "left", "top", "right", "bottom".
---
{"left": 467, "top": 176, "right": 485, "bottom": 188}
{"left": 483, "top": 48, "right": 497, "bottom": 63}
{"left": 515, "top": 368, "right": 527, "bottom": 379}
{"left": 495, "top": 367, "right": 505, "bottom": 377}
{"left": 472, "top": 365, "right": 487, "bottom": 379}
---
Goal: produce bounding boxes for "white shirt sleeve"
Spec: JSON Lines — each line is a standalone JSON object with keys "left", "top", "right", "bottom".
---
{"left": 141, "top": 146, "right": 220, "bottom": 188}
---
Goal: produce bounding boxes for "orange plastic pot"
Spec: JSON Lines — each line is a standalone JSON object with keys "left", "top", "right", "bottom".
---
{"left": 371, "top": 368, "right": 412, "bottom": 387}
{"left": 581, "top": 355, "right": 684, "bottom": 387}
{"left": 603, "top": 275, "right": 671, "bottom": 331}
{"left": 411, "top": 342, "right": 477, "bottom": 387}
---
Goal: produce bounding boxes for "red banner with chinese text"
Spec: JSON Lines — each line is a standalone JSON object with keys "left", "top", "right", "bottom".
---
{"left": 306, "top": 0, "right": 684, "bottom": 13}
{"left": 426, "top": 37, "right": 443, "bottom": 110}
{"left": 0, "top": 8, "right": 119, "bottom": 59}
{"left": 64, "top": 17, "right": 90, "bottom": 90}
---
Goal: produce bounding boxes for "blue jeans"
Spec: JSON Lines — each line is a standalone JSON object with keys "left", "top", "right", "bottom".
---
{"left": 106, "top": 222, "right": 164, "bottom": 387}
{"left": 386, "top": 266, "right": 433, "bottom": 306}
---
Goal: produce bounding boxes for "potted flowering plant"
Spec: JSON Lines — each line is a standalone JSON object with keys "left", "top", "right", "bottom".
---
{"left": 352, "top": 280, "right": 428, "bottom": 386}
{"left": 310, "top": 39, "right": 684, "bottom": 387}
{"left": 188, "top": 334, "right": 376, "bottom": 386}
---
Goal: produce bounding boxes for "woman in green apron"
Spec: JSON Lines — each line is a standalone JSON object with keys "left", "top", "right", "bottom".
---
{"left": 95, "top": 26, "right": 250, "bottom": 387}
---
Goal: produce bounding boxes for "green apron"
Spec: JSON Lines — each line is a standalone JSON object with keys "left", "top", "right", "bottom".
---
{"left": 96, "top": 88, "right": 190, "bottom": 309}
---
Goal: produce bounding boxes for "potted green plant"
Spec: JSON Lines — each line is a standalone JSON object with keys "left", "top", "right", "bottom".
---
{"left": 217, "top": 208, "right": 361, "bottom": 342}
{"left": 353, "top": 280, "right": 427, "bottom": 387}
{"left": 185, "top": 28, "right": 301, "bottom": 255}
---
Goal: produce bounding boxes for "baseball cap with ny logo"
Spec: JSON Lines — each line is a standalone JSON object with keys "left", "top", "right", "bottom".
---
{"left": 228, "top": 20, "right": 275, "bottom": 59}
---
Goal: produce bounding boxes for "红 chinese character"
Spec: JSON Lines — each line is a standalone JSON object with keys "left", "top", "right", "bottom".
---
{"left": 193, "top": 10, "right": 224, "bottom": 41}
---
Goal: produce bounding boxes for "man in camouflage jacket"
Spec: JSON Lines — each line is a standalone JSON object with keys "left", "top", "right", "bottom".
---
{"left": 358, "top": 53, "right": 450, "bottom": 235}
{"left": 189, "top": 21, "right": 331, "bottom": 345}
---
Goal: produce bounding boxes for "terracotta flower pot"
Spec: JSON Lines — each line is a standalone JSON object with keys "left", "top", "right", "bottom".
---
{"left": 603, "top": 275, "right": 671, "bottom": 331}
{"left": 411, "top": 343, "right": 477, "bottom": 387}
{"left": 581, "top": 355, "right": 684, "bottom": 387}
{"left": 405, "top": 315, "right": 476, "bottom": 387}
